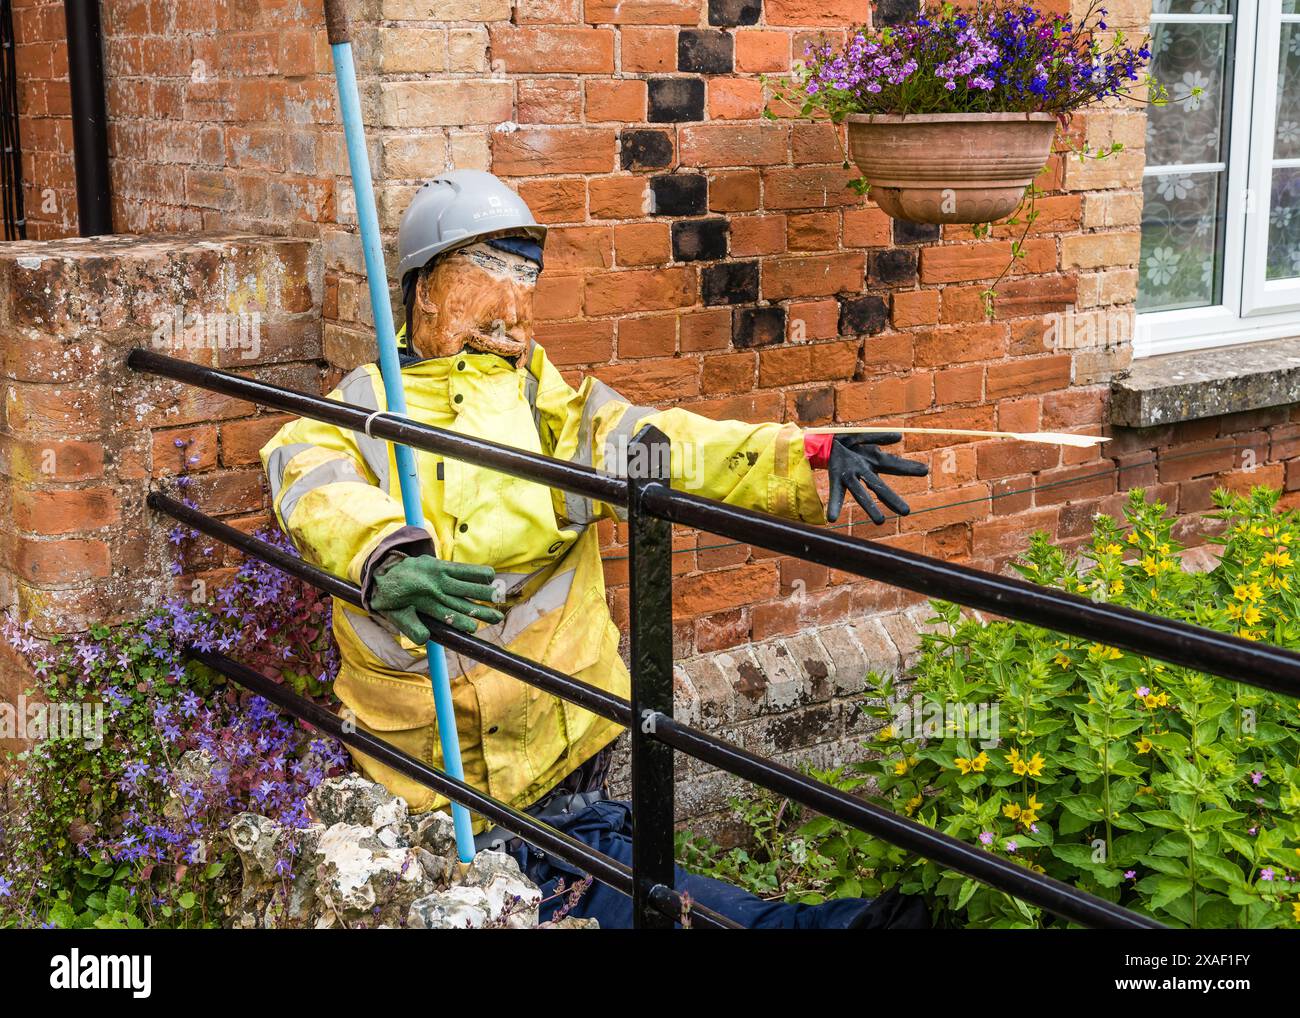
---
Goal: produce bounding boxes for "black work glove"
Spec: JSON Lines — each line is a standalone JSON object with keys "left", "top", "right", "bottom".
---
{"left": 825, "top": 432, "right": 929, "bottom": 525}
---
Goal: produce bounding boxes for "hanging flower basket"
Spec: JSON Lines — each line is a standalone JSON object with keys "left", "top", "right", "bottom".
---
{"left": 845, "top": 112, "right": 1057, "bottom": 224}
{"left": 767, "top": 2, "right": 1159, "bottom": 231}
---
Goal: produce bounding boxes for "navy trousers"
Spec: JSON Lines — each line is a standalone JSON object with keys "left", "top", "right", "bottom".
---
{"left": 506, "top": 800, "right": 928, "bottom": 930}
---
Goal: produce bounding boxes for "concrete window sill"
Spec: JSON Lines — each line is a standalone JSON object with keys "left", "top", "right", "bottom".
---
{"left": 1110, "top": 336, "right": 1300, "bottom": 428}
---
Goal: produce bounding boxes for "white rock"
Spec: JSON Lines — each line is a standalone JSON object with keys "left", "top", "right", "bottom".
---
{"left": 407, "top": 885, "right": 491, "bottom": 929}
{"left": 313, "top": 823, "right": 430, "bottom": 918}
{"left": 308, "top": 773, "right": 408, "bottom": 830}
{"left": 464, "top": 849, "right": 525, "bottom": 887}
{"left": 481, "top": 873, "right": 542, "bottom": 928}
{"left": 540, "top": 916, "right": 600, "bottom": 929}
{"left": 227, "top": 813, "right": 286, "bottom": 882}
{"left": 408, "top": 810, "right": 457, "bottom": 857}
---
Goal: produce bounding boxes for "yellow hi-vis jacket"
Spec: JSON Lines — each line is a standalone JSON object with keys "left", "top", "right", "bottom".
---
{"left": 260, "top": 340, "right": 828, "bottom": 823}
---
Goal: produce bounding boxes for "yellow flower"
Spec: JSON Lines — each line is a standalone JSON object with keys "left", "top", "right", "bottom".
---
{"left": 954, "top": 751, "right": 989, "bottom": 775}
{"left": 1105, "top": 543, "right": 1123, "bottom": 556}
{"left": 1110, "top": 579, "right": 1125, "bottom": 596}
{"left": 1137, "top": 785, "right": 1155, "bottom": 796}
{"left": 1135, "top": 737, "right": 1153, "bottom": 754}
{"left": 1293, "top": 901, "right": 1300, "bottom": 924}
{"left": 1234, "top": 581, "right": 1265, "bottom": 602}
{"left": 1126, "top": 531, "right": 1139, "bottom": 544}
{"left": 1076, "top": 583, "right": 1089, "bottom": 594}
{"left": 1143, "top": 556, "right": 1162, "bottom": 577}
{"left": 1054, "top": 653, "right": 1071, "bottom": 668}
{"left": 893, "top": 759, "right": 909, "bottom": 776}
{"left": 1242, "top": 605, "right": 1263, "bottom": 626}
{"left": 876, "top": 726, "right": 895, "bottom": 742}
{"left": 1263, "top": 550, "right": 1292, "bottom": 568}
{"left": 1001, "top": 795, "right": 1044, "bottom": 831}
{"left": 1024, "top": 753, "right": 1046, "bottom": 777}
{"left": 904, "top": 794, "right": 923, "bottom": 816}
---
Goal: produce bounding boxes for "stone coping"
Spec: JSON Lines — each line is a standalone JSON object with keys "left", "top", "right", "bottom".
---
{"left": 1110, "top": 335, "right": 1300, "bottom": 428}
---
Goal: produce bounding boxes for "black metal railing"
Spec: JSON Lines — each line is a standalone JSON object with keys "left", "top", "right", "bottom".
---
{"left": 0, "top": 0, "right": 25, "bottom": 240}
{"left": 128, "top": 347, "right": 1300, "bottom": 929}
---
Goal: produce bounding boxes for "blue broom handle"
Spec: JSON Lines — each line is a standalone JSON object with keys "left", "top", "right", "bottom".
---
{"left": 325, "top": 0, "right": 476, "bottom": 862}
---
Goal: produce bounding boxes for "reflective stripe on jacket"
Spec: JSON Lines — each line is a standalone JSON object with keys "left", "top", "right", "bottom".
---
{"left": 260, "top": 340, "right": 827, "bottom": 822}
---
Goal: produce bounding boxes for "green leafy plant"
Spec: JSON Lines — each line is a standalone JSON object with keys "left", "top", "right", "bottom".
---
{"left": 858, "top": 487, "right": 1300, "bottom": 928}
{"left": 1, "top": 522, "right": 345, "bottom": 929}
{"left": 684, "top": 488, "right": 1300, "bottom": 928}
{"left": 677, "top": 770, "right": 911, "bottom": 905}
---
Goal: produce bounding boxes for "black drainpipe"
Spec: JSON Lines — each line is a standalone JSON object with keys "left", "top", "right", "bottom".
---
{"left": 63, "top": 0, "right": 111, "bottom": 235}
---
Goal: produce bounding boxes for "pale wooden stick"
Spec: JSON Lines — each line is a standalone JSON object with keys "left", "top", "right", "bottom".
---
{"left": 804, "top": 426, "right": 1111, "bottom": 449}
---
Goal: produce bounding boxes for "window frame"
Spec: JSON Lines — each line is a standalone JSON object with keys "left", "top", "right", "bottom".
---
{"left": 1136, "top": 2, "right": 1300, "bottom": 357}
{"left": 1241, "top": 4, "right": 1300, "bottom": 317}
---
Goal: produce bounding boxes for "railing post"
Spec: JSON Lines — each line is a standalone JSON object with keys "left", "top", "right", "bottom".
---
{"left": 627, "top": 424, "right": 675, "bottom": 929}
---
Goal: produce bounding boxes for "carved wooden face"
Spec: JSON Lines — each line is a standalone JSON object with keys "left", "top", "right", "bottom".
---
{"left": 409, "top": 242, "right": 538, "bottom": 360}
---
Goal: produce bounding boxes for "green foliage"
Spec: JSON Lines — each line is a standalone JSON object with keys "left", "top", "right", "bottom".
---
{"left": 1, "top": 526, "right": 342, "bottom": 929}
{"left": 677, "top": 771, "right": 911, "bottom": 906}
{"left": 685, "top": 488, "right": 1300, "bottom": 928}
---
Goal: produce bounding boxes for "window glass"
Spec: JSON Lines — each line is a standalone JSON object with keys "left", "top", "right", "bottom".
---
{"left": 1266, "top": 18, "right": 1300, "bottom": 280}
{"left": 1139, "top": 13, "right": 1235, "bottom": 311}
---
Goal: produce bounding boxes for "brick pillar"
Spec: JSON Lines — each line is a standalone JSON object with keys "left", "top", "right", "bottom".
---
{"left": 0, "top": 233, "right": 323, "bottom": 674}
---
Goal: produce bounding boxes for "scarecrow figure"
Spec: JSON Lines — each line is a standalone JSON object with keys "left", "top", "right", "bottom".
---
{"left": 262, "top": 170, "right": 928, "bottom": 928}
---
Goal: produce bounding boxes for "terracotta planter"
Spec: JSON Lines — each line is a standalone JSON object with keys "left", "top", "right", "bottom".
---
{"left": 846, "top": 112, "right": 1057, "bottom": 225}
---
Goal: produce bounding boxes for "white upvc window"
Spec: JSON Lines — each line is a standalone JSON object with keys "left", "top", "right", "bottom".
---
{"left": 1136, "top": 1, "right": 1300, "bottom": 356}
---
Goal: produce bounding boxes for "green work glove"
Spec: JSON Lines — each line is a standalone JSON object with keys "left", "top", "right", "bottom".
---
{"left": 369, "top": 554, "right": 504, "bottom": 641}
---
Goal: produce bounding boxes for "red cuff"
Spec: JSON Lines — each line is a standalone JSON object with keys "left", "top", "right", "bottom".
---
{"left": 803, "top": 432, "right": 834, "bottom": 470}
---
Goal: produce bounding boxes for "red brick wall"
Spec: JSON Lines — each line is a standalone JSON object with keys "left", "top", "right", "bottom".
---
{"left": 0, "top": 233, "right": 322, "bottom": 759}
{"left": 13, "top": 0, "right": 337, "bottom": 239}
{"left": 8, "top": 0, "right": 1299, "bottom": 665}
